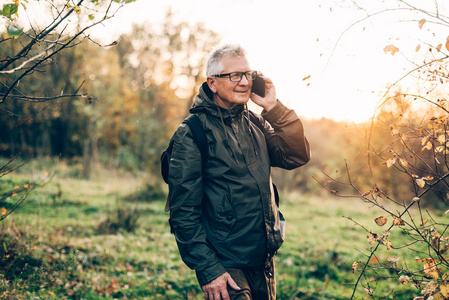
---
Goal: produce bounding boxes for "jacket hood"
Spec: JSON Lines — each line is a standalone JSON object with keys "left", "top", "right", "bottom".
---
{"left": 190, "top": 82, "right": 245, "bottom": 119}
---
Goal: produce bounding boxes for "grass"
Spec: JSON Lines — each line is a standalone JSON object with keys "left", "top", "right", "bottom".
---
{"left": 0, "top": 162, "right": 446, "bottom": 299}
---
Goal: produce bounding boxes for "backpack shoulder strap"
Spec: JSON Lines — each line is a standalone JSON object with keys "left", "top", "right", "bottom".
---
{"left": 183, "top": 114, "right": 208, "bottom": 162}
{"left": 163, "top": 114, "right": 207, "bottom": 212}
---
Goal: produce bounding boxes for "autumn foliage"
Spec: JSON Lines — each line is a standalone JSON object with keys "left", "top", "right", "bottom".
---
{"left": 320, "top": 2, "right": 449, "bottom": 298}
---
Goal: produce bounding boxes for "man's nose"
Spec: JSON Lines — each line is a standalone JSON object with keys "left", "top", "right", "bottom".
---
{"left": 239, "top": 74, "right": 249, "bottom": 85}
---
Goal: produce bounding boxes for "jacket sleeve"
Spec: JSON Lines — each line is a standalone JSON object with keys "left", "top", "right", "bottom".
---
{"left": 167, "top": 123, "right": 227, "bottom": 287}
{"left": 259, "top": 100, "right": 311, "bottom": 169}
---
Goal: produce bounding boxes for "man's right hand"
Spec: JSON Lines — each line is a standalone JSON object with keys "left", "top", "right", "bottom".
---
{"left": 202, "top": 272, "right": 240, "bottom": 300}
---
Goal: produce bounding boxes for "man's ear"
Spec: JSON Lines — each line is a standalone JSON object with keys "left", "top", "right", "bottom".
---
{"left": 206, "top": 77, "right": 217, "bottom": 94}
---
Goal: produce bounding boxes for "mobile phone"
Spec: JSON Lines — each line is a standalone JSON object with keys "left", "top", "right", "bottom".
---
{"left": 251, "top": 75, "right": 265, "bottom": 97}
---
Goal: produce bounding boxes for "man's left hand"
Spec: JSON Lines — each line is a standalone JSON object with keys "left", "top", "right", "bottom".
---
{"left": 250, "top": 72, "right": 277, "bottom": 112}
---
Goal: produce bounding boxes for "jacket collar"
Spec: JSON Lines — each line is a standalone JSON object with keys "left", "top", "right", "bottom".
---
{"left": 190, "top": 82, "right": 245, "bottom": 119}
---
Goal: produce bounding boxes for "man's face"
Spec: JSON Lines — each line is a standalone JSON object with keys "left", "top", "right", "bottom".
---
{"left": 207, "top": 55, "right": 252, "bottom": 109}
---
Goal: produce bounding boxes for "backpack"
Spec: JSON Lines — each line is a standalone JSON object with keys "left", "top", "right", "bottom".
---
{"left": 160, "top": 114, "right": 208, "bottom": 182}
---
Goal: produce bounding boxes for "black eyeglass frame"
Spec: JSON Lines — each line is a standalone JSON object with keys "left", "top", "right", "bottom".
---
{"left": 212, "top": 70, "right": 257, "bottom": 82}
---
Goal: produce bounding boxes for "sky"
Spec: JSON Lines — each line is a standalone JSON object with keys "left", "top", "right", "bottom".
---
{"left": 9, "top": 0, "right": 449, "bottom": 123}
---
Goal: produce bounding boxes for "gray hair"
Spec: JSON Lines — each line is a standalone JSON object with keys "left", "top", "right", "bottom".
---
{"left": 206, "top": 44, "right": 247, "bottom": 77}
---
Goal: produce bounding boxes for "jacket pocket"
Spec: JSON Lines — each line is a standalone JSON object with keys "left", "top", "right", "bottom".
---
{"left": 214, "top": 195, "right": 236, "bottom": 241}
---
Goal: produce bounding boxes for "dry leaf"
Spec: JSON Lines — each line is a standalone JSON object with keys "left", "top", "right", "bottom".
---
{"left": 437, "top": 44, "right": 442, "bottom": 52}
{"left": 385, "top": 239, "right": 392, "bottom": 250}
{"left": 416, "top": 178, "right": 426, "bottom": 188}
{"left": 393, "top": 217, "right": 405, "bottom": 226}
{"left": 367, "top": 233, "right": 377, "bottom": 245}
{"left": 384, "top": 44, "right": 399, "bottom": 55}
{"left": 391, "top": 126, "right": 399, "bottom": 135}
{"left": 1, "top": 207, "right": 6, "bottom": 216}
{"left": 375, "top": 216, "right": 388, "bottom": 226}
{"left": 441, "top": 282, "right": 449, "bottom": 298}
{"left": 385, "top": 158, "right": 395, "bottom": 168}
{"left": 415, "top": 257, "right": 429, "bottom": 263}
{"left": 419, "top": 18, "right": 426, "bottom": 29}
{"left": 352, "top": 261, "right": 359, "bottom": 273}
{"left": 412, "top": 197, "right": 420, "bottom": 202}
{"left": 302, "top": 75, "right": 311, "bottom": 81}
{"left": 388, "top": 256, "right": 400, "bottom": 262}
{"left": 416, "top": 44, "right": 421, "bottom": 52}
{"left": 399, "top": 158, "right": 409, "bottom": 167}
{"left": 423, "top": 259, "right": 439, "bottom": 279}
{"left": 421, "top": 141, "right": 433, "bottom": 151}
{"left": 399, "top": 275, "right": 410, "bottom": 284}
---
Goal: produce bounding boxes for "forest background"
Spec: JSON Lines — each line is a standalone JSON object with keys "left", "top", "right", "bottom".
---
{"left": 2, "top": 0, "right": 449, "bottom": 299}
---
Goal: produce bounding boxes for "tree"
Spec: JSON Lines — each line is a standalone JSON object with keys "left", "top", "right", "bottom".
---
{"left": 0, "top": 0, "right": 134, "bottom": 219}
{"left": 320, "top": 1, "right": 449, "bottom": 298}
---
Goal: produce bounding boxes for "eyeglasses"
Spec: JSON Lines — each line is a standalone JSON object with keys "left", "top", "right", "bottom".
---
{"left": 213, "top": 71, "right": 257, "bottom": 82}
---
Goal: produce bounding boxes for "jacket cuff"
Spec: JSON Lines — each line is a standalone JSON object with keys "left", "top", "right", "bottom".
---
{"left": 261, "top": 99, "right": 287, "bottom": 123}
{"left": 196, "top": 262, "right": 228, "bottom": 287}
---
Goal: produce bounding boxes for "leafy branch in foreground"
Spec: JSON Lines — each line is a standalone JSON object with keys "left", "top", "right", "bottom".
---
{"left": 318, "top": 0, "right": 449, "bottom": 299}
{"left": 0, "top": 0, "right": 134, "bottom": 103}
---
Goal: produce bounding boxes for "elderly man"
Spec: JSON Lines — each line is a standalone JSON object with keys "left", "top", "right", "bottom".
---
{"left": 167, "top": 44, "right": 310, "bottom": 300}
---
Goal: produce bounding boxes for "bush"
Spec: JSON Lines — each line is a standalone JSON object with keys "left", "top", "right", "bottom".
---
{"left": 97, "top": 206, "right": 140, "bottom": 234}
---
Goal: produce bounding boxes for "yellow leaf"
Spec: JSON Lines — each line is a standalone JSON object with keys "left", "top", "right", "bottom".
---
{"left": 421, "top": 141, "right": 433, "bottom": 151}
{"left": 399, "top": 158, "right": 408, "bottom": 167}
{"left": 374, "top": 216, "right": 388, "bottom": 226}
{"left": 1, "top": 207, "right": 6, "bottom": 215}
{"left": 384, "top": 44, "right": 399, "bottom": 55}
{"left": 424, "top": 259, "right": 439, "bottom": 279}
{"left": 384, "top": 239, "right": 392, "bottom": 250}
{"left": 393, "top": 217, "right": 405, "bottom": 226}
{"left": 441, "top": 282, "right": 449, "bottom": 298}
{"left": 436, "top": 146, "right": 447, "bottom": 153}
{"left": 416, "top": 44, "right": 421, "bottom": 52}
{"left": 23, "top": 184, "right": 29, "bottom": 189}
{"left": 65, "top": 3, "right": 72, "bottom": 8}
{"left": 43, "top": 171, "right": 49, "bottom": 176}
{"left": 385, "top": 158, "right": 395, "bottom": 168}
{"left": 352, "top": 261, "right": 359, "bottom": 273}
{"left": 437, "top": 44, "right": 442, "bottom": 52}
{"left": 73, "top": 5, "right": 81, "bottom": 13}
{"left": 438, "top": 134, "right": 447, "bottom": 144}
{"left": 419, "top": 18, "right": 426, "bottom": 29}
{"left": 11, "top": 192, "right": 17, "bottom": 197}
{"left": 399, "top": 275, "right": 410, "bottom": 284}
{"left": 14, "top": 185, "right": 19, "bottom": 190}
{"left": 416, "top": 178, "right": 426, "bottom": 188}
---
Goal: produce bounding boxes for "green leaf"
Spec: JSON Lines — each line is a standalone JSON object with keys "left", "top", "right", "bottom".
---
{"left": 6, "top": 25, "right": 23, "bottom": 39}
{"left": 88, "top": 14, "right": 94, "bottom": 21}
{"left": 1, "top": 4, "right": 18, "bottom": 20}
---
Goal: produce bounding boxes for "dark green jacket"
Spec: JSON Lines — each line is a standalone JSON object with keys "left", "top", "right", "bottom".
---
{"left": 168, "top": 82, "right": 310, "bottom": 286}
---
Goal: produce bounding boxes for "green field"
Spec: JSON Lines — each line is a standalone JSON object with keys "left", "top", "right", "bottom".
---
{"left": 0, "top": 163, "right": 440, "bottom": 299}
